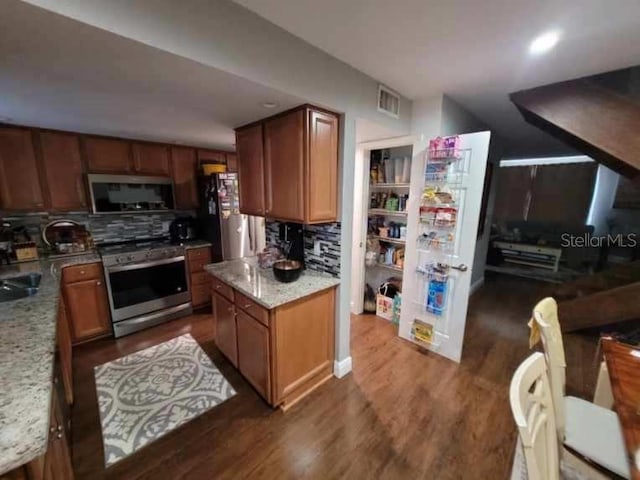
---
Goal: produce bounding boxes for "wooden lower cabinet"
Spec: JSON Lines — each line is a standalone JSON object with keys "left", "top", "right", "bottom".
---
{"left": 211, "top": 277, "right": 336, "bottom": 409}
{"left": 236, "top": 310, "right": 271, "bottom": 400}
{"left": 212, "top": 292, "right": 238, "bottom": 367}
{"left": 56, "top": 301, "right": 73, "bottom": 406}
{"left": 270, "top": 288, "right": 335, "bottom": 408}
{"left": 62, "top": 264, "right": 112, "bottom": 344}
{"left": 43, "top": 377, "right": 74, "bottom": 480}
{"left": 187, "top": 247, "right": 212, "bottom": 308}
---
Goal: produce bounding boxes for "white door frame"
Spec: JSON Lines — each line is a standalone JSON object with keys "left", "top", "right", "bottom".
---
{"left": 350, "top": 134, "right": 417, "bottom": 314}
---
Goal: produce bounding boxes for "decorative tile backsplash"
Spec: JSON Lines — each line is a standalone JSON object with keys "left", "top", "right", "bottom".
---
{"left": 1, "top": 212, "right": 188, "bottom": 246}
{"left": 266, "top": 221, "right": 341, "bottom": 277}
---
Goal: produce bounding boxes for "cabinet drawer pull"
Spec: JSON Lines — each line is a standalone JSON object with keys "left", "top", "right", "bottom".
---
{"left": 50, "top": 426, "right": 56, "bottom": 434}
{"left": 96, "top": 281, "right": 102, "bottom": 286}
{"left": 244, "top": 303, "right": 252, "bottom": 309}
{"left": 227, "top": 307, "right": 234, "bottom": 313}
{"left": 215, "top": 284, "right": 222, "bottom": 289}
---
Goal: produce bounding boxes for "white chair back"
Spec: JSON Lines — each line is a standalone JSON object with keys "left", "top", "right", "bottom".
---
{"left": 531, "top": 297, "right": 566, "bottom": 439}
{"left": 510, "top": 352, "right": 560, "bottom": 480}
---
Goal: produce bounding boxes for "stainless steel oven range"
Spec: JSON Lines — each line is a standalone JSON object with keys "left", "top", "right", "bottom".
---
{"left": 100, "top": 240, "right": 192, "bottom": 338}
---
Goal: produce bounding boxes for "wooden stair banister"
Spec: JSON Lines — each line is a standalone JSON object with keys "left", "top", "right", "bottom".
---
{"left": 510, "top": 79, "right": 640, "bottom": 179}
{"left": 558, "top": 281, "right": 640, "bottom": 332}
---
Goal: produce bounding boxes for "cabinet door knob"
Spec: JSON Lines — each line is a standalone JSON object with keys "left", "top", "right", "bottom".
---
{"left": 56, "top": 432, "right": 63, "bottom": 439}
{"left": 57, "top": 425, "right": 63, "bottom": 432}
{"left": 244, "top": 304, "right": 252, "bottom": 309}
{"left": 227, "top": 307, "right": 234, "bottom": 313}
{"left": 96, "top": 281, "right": 102, "bottom": 286}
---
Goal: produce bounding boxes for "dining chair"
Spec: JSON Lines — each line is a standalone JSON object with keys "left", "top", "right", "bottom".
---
{"left": 593, "top": 360, "right": 614, "bottom": 409}
{"left": 510, "top": 352, "right": 560, "bottom": 480}
{"left": 531, "top": 297, "right": 631, "bottom": 479}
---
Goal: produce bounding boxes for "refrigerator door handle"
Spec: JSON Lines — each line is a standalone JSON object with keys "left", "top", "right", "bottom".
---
{"left": 247, "top": 216, "right": 254, "bottom": 253}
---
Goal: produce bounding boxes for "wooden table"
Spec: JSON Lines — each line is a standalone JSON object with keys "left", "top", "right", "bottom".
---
{"left": 602, "top": 338, "right": 640, "bottom": 480}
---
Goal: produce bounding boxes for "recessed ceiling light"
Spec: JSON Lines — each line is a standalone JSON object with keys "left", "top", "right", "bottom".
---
{"left": 529, "top": 30, "right": 561, "bottom": 55}
{"left": 261, "top": 102, "right": 278, "bottom": 109}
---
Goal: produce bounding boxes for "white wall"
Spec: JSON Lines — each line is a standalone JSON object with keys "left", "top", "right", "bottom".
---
{"left": 587, "top": 165, "right": 620, "bottom": 235}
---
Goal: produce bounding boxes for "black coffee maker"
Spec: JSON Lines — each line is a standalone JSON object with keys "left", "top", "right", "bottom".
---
{"left": 169, "top": 216, "right": 197, "bottom": 244}
{"left": 279, "top": 222, "right": 305, "bottom": 267}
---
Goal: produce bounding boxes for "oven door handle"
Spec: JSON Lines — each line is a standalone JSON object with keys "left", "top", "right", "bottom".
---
{"left": 106, "top": 255, "right": 186, "bottom": 273}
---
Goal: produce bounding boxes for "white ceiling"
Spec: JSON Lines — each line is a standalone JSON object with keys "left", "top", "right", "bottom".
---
{"left": 234, "top": 0, "right": 640, "bottom": 156}
{"left": 0, "top": 0, "right": 304, "bottom": 150}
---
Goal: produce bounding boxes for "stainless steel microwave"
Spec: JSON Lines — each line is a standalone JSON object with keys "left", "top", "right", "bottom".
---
{"left": 87, "top": 174, "right": 176, "bottom": 214}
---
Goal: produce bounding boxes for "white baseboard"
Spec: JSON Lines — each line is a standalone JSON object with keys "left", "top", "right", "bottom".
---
{"left": 333, "top": 356, "right": 353, "bottom": 378}
{"left": 469, "top": 276, "right": 485, "bottom": 296}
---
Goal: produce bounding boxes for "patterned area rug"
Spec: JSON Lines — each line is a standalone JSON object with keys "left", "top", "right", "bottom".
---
{"left": 95, "top": 334, "right": 236, "bottom": 467}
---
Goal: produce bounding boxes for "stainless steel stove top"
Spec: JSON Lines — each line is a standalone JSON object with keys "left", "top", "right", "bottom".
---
{"left": 99, "top": 239, "right": 184, "bottom": 267}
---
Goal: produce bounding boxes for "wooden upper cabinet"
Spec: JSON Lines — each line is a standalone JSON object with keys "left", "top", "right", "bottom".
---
{"left": 225, "top": 152, "right": 238, "bottom": 172}
{"left": 84, "top": 137, "right": 133, "bottom": 173}
{"left": 197, "top": 149, "right": 225, "bottom": 164}
{"left": 171, "top": 146, "right": 199, "bottom": 209}
{"left": 236, "top": 124, "right": 265, "bottom": 216}
{"left": 264, "top": 109, "right": 305, "bottom": 222}
{"left": 0, "top": 127, "right": 44, "bottom": 210}
{"left": 307, "top": 110, "right": 339, "bottom": 222}
{"left": 132, "top": 143, "right": 171, "bottom": 176}
{"left": 39, "top": 131, "right": 87, "bottom": 211}
{"left": 236, "top": 105, "right": 339, "bottom": 224}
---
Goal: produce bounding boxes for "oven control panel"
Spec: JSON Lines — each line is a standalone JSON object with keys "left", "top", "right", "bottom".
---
{"left": 102, "top": 246, "right": 184, "bottom": 267}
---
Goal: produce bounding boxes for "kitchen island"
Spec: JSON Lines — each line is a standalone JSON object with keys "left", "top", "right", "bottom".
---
{"left": 205, "top": 258, "right": 340, "bottom": 409}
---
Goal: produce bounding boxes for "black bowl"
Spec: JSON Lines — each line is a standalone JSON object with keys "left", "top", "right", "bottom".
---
{"left": 273, "top": 259, "right": 303, "bottom": 283}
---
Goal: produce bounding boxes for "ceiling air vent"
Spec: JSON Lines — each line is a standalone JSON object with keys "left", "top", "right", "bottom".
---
{"left": 377, "top": 85, "right": 400, "bottom": 118}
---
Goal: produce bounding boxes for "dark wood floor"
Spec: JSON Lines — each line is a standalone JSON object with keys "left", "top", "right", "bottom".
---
{"left": 70, "top": 274, "right": 600, "bottom": 479}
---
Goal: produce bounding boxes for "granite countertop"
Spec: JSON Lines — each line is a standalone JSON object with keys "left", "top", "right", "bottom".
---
{"left": 0, "top": 253, "right": 101, "bottom": 475}
{"left": 204, "top": 257, "right": 340, "bottom": 309}
{"left": 182, "top": 240, "right": 212, "bottom": 250}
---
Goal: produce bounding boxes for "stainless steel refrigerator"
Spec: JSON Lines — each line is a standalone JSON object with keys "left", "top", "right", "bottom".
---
{"left": 198, "top": 172, "right": 265, "bottom": 262}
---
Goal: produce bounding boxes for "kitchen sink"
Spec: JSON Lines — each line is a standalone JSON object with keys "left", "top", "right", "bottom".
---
{"left": 0, "top": 273, "right": 42, "bottom": 302}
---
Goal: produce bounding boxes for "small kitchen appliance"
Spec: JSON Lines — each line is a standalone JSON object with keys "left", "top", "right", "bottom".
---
{"left": 169, "top": 216, "right": 197, "bottom": 244}
{"left": 99, "top": 239, "right": 192, "bottom": 338}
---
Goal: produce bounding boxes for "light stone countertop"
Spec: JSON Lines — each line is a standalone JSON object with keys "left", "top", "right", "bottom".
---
{"left": 0, "top": 253, "right": 101, "bottom": 475}
{"left": 182, "top": 240, "right": 212, "bottom": 250}
{"left": 204, "top": 257, "right": 340, "bottom": 309}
